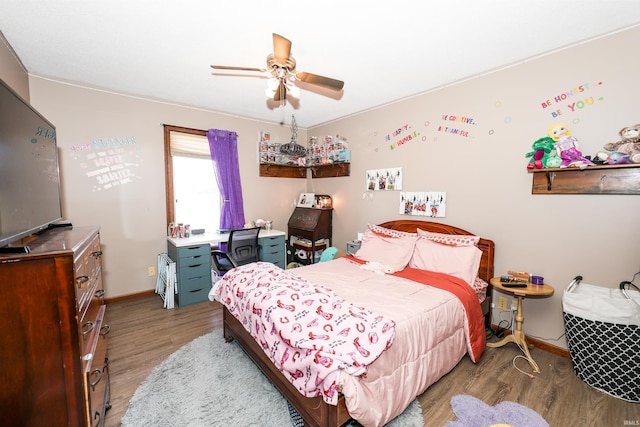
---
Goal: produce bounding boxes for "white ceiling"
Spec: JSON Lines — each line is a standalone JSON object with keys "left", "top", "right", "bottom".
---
{"left": 1, "top": 1, "right": 639, "bottom": 128}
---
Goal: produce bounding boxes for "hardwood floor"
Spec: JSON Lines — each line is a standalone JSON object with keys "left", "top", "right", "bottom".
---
{"left": 104, "top": 294, "right": 638, "bottom": 427}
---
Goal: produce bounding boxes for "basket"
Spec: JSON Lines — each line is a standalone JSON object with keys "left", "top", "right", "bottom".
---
{"left": 562, "top": 276, "right": 640, "bottom": 402}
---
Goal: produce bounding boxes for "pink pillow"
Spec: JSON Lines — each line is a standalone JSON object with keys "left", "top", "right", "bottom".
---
{"left": 416, "top": 228, "right": 480, "bottom": 247}
{"left": 409, "top": 237, "right": 482, "bottom": 286}
{"left": 355, "top": 229, "right": 417, "bottom": 273}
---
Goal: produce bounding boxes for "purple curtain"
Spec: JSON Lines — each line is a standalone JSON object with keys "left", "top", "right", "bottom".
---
{"left": 207, "top": 129, "right": 245, "bottom": 230}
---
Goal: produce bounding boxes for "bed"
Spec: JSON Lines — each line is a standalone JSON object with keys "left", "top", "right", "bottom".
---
{"left": 211, "top": 219, "right": 495, "bottom": 427}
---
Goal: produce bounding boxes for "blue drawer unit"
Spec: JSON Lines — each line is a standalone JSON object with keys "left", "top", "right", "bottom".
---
{"left": 259, "top": 234, "right": 286, "bottom": 268}
{"left": 167, "top": 242, "right": 211, "bottom": 307}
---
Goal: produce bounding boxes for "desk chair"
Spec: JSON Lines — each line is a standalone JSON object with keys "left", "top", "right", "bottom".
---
{"left": 211, "top": 227, "right": 261, "bottom": 274}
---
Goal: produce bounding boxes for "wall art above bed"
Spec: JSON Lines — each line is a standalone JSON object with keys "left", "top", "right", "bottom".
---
{"left": 366, "top": 167, "right": 403, "bottom": 191}
{"left": 399, "top": 191, "right": 447, "bottom": 217}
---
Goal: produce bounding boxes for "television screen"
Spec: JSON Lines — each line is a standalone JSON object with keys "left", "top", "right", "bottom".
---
{"left": 0, "top": 78, "right": 63, "bottom": 249}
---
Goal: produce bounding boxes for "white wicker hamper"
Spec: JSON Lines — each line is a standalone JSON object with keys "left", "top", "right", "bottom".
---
{"left": 562, "top": 276, "right": 640, "bottom": 402}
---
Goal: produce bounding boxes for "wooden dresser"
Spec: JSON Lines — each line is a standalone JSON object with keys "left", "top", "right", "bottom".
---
{"left": 287, "top": 207, "right": 333, "bottom": 264}
{"left": 0, "top": 226, "right": 111, "bottom": 426}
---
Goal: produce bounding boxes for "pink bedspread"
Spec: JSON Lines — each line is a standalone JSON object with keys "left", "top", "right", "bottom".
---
{"left": 213, "top": 262, "right": 396, "bottom": 405}
{"left": 211, "top": 257, "right": 486, "bottom": 427}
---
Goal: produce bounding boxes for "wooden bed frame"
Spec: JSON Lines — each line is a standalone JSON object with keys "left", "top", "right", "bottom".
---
{"left": 222, "top": 219, "right": 495, "bottom": 427}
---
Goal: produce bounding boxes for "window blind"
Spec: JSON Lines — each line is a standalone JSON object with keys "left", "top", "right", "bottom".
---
{"left": 169, "top": 131, "right": 210, "bottom": 159}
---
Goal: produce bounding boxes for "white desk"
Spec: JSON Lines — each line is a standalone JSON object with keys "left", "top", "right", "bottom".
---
{"left": 166, "top": 229, "right": 287, "bottom": 307}
{"left": 167, "top": 229, "right": 285, "bottom": 248}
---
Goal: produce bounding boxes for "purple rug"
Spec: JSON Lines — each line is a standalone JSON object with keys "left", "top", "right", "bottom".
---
{"left": 445, "top": 394, "right": 549, "bottom": 427}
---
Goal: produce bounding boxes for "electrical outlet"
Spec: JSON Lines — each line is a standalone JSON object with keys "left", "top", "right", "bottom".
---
{"left": 511, "top": 299, "right": 518, "bottom": 311}
{"left": 497, "top": 296, "right": 508, "bottom": 310}
{"left": 148, "top": 266, "right": 156, "bottom": 277}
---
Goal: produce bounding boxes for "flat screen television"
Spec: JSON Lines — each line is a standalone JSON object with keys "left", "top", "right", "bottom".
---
{"left": 0, "top": 77, "right": 63, "bottom": 250}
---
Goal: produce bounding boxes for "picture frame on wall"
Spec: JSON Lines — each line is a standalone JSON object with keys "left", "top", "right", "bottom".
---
{"left": 297, "top": 192, "right": 315, "bottom": 208}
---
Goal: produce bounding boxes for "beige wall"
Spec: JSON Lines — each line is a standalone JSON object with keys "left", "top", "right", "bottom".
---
{"left": 26, "top": 80, "right": 308, "bottom": 300}
{"left": 309, "top": 26, "right": 640, "bottom": 348}
{"left": 3, "top": 26, "right": 639, "bottom": 349}
{"left": 0, "top": 32, "right": 29, "bottom": 99}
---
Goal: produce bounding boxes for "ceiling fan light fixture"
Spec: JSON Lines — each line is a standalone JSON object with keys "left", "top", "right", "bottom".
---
{"left": 267, "top": 78, "right": 280, "bottom": 91}
{"left": 288, "top": 84, "right": 300, "bottom": 98}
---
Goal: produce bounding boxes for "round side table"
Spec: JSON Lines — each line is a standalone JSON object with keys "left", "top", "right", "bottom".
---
{"left": 488, "top": 277, "right": 554, "bottom": 373}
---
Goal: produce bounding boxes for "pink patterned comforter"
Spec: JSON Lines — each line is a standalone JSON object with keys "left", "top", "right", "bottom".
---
{"left": 213, "top": 262, "right": 396, "bottom": 405}
{"left": 211, "top": 257, "right": 485, "bottom": 427}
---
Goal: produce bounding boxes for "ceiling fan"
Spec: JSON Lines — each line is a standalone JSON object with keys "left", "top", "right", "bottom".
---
{"left": 210, "top": 33, "right": 344, "bottom": 102}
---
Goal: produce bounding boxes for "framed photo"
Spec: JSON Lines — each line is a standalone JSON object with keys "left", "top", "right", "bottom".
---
{"left": 297, "top": 192, "right": 315, "bottom": 208}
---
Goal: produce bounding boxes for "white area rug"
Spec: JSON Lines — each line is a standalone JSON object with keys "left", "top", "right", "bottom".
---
{"left": 122, "top": 330, "right": 423, "bottom": 426}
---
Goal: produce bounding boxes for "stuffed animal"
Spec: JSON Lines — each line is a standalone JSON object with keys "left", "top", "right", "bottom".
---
{"left": 596, "top": 124, "right": 640, "bottom": 164}
{"left": 525, "top": 137, "right": 556, "bottom": 169}
{"left": 606, "top": 151, "right": 632, "bottom": 164}
{"left": 546, "top": 150, "right": 562, "bottom": 168}
{"left": 548, "top": 124, "right": 594, "bottom": 169}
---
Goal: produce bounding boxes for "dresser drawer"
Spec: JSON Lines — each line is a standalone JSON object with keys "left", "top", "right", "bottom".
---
{"left": 179, "top": 260, "right": 210, "bottom": 280}
{"left": 177, "top": 244, "right": 210, "bottom": 259}
{"left": 179, "top": 270, "right": 211, "bottom": 293}
{"left": 260, "top": 234, "right": 285, "bottom": 248}
{"left": 74, "top": 232, "right": 102, "bottom": 315}
{"left": 259, "top": 235, "right": 285, "bottom": 267}
{"left": 260, "top": 248, "right": 284, "bottom": 265}
{"left": 177, "top": 285, "right": 210, "bottom": 306}
{"left": 87, "top": 315, "right": 109, "bottom": 427}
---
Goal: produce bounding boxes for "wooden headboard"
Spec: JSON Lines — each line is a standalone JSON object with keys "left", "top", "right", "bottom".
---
{"left": 378, "top": 219, "right": 495, "bottom": 327}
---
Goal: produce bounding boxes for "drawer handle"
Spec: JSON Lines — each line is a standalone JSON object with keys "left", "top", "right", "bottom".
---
{"left": 100, "top": 324, "right": 111, "bottom": 337}
{"left": 188, "top": 264, "right": 203, "bottom": 268}
{"left": 103, "top": 356, "right": 110, "bottom": 371}
{"left": 93, "top": 410, "right": 101, "bottom": 427}
{"left": 95, "top": 289, "right": 106, "bottom": 299}
{"left": 82, "top": 321, "right": 95, "bottom": 339}
{"left": 92, "top": 250, "right": 103, "bottom": 258}
{"left": 189, "top": 288, "right": 204, "bottom": 293}
{"left": 90, "top": 368, "right": 103, "bottom": 390}
{"left": 76, "top": 275, "right": 89, "bottom": 287}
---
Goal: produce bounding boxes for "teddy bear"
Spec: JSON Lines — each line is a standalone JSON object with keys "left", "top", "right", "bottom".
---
{"left": 525, "top": 136, "right": 556, "bottom": 169}
{"left": 596, "top": 124, "right": 640, "bottom": 164}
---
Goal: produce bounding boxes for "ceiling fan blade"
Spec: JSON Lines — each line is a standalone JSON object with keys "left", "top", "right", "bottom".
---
{"left": 210, "top": 65, "right": 266, "bottom": 73}
{"left": 273, "top": 81, "right": 287, "bottom": 102}
{"left": 272, "top": 33, "right": 292, "bottom": 65}
{"left": 295, "top": 72, "right": 344, "bottom": 91}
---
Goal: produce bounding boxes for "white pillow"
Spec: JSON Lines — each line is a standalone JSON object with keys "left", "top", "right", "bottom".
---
{"left": 354, "top": 229, "right": 417, "bottom": 273}
{"left": 409, "top": 237, "right": 482, "bottom": 286}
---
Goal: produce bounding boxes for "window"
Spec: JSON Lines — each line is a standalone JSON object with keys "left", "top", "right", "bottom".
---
{"left": 164, "top": 125, "right": 221, "bottom": 233}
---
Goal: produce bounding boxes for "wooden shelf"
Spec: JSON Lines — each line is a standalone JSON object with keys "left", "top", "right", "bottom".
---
{"left": 529, "top": 164, "right": 640, "bottom": 194}
{"left": 259, "top": 163, "right": 350, "bottom": 178}
{"left": 310, "top": 163, "right": 350, "bottom": 178}
{"left": 259, "top": 163, "right": 307, "bottom": 178}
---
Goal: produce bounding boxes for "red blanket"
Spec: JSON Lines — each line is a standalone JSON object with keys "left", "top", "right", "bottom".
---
{"left": 347, "top": 255, "right": 486, "bottom": 361}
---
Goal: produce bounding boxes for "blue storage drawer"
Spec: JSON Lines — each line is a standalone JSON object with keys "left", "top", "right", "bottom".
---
{"left": 259, "top": 235, "right": 285, "bottom": 268}
{"left": 167, "top": 242, "right": 212, "bottom": 307}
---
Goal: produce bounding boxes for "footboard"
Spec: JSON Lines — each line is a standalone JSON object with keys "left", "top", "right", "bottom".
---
{"left": 223, "top": 307, "right": 351, "bottom": 427}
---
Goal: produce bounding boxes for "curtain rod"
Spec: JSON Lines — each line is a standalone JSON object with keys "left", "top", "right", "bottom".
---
{"left": 161, "top": 123, "right": 239, "bottom": 137}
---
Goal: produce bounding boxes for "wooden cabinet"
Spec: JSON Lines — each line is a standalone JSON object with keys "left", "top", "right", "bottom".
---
{"left": 0, "top": 226, "right": 110, "bottom": 427}
{"left": 287, "top": 207, "right": 333, "bottom": 264}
